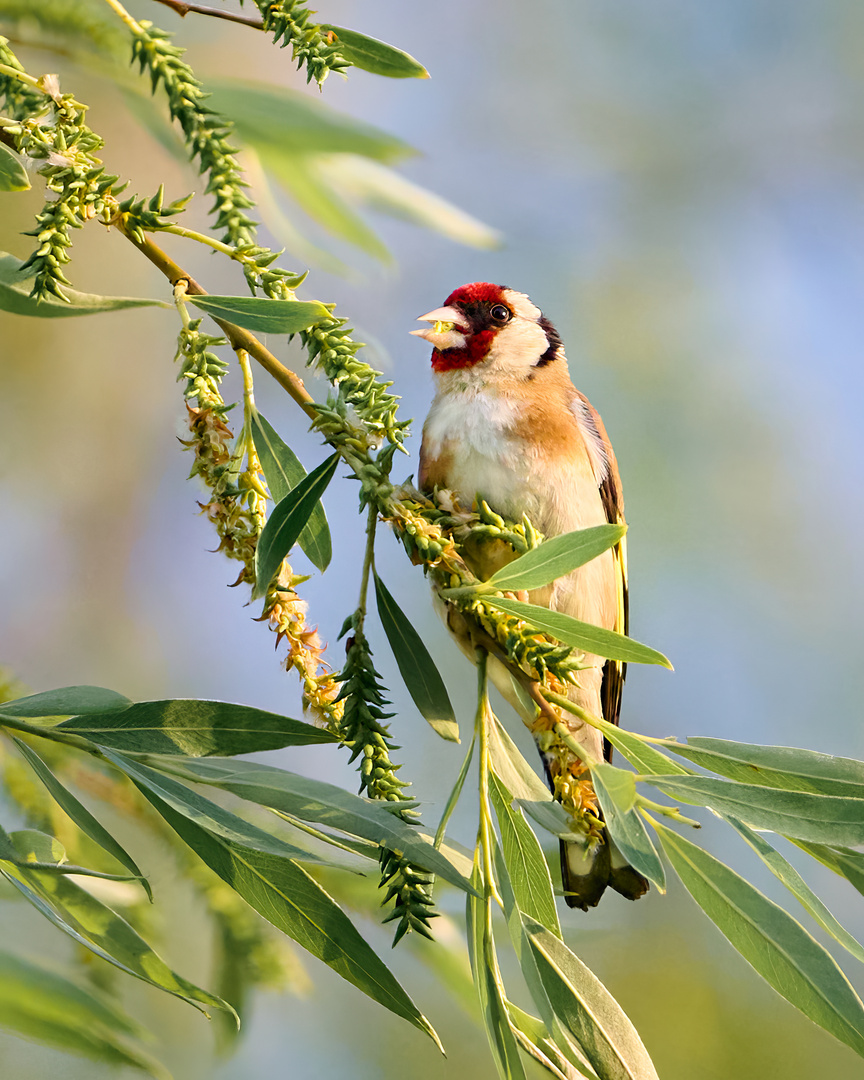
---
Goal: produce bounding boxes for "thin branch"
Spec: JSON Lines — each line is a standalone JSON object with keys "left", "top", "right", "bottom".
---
{"left": 112, "top": 219, "right": 317, "bottom": 422}
{"left": 150, "top": 0, "right": 265, "bottom": 29}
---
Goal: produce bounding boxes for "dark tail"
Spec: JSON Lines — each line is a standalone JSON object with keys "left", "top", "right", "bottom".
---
{"left": 560, "top": 831, "right": 650, "bottom": 910}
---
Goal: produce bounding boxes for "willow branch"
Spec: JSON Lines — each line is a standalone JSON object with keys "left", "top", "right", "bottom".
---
{"left": 150, "top": 0, "right": 265, "bottom": 29}
{"left": 113, "top": 219, "right": 317, "bottom": 421}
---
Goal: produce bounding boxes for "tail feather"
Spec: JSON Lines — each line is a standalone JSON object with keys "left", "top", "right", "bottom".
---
{"left": 560, "top": 832, "right": 649, "bottom": 909}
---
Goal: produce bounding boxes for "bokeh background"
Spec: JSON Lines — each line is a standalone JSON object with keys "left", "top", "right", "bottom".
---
{"left": 2, "top": 0, "right": 864, "bottom": 1077}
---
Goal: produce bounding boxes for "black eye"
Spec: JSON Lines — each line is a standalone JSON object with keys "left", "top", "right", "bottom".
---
{"left": 490, "top": 303, "right": 511, "bottom": 323}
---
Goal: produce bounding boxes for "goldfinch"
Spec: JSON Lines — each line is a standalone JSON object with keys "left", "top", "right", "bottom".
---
{"left": 412, "top": 282, "right": 649, "bottom": 909}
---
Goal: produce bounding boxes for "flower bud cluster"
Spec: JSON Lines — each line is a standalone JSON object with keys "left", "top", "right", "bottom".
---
{"left": 0, "top": 58, "right": 124, "bottom": 300}
{"left": 130, "top": 21, "right": 257, "bottom": 247}
{"left": 0, "top": 37, "right": 46, "bottom": 118}
{"left": 252, "top": 0, "right": 351, "bottom": 85}
{"left": 335, "top": 628, "right": 436, "bottom": 941}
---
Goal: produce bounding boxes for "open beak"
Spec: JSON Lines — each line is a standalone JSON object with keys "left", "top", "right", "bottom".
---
{"left": 410, "top": 305, "right": 469, "bottom": 351}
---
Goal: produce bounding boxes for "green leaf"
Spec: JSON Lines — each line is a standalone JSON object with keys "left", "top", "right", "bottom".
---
{"left": 494, "top": 850, "right": 598, "bottom": 1080}
{"left": 57, "top": 698, "right": 337, "bottom": 756}
{"left": 725, "top": 816, "right": 864, "bottom": 966}
{"left": 505, "top": 1002, "right": 596, "bottom": 1080}
{"left": 487, "top": 597, "right": 672, "bottom": 668}
{"left": 466, "top": 864, "right": 528, "bottom": 1080}
{"left": 487, "top": 715, "right": 576, "bottom": 838}
{"left": 250, "top": 410, "right": 331, "bottom": 571}
{"left": 209, "top": 80, "right": 412, "bottom": 161}
{"left": 149, "top": 755, "right": 477, "bottom": 895}
{"left": 549, "top": 706, "right": 689, "bottom": 777}
{"left": 487, "top": 525, "right": 626, "bottom": 593}
{"left": 489, "top": 772, "right": 560, "bottom": 936}
{"left": 107, "top": 753, "right": 439, "bottom": 1045}
{"left": 259, "top": 150, "right": 391, "bottom": 261}
{"left": 0, "top": 863, "right": 235, "bottom": 1021}
{"left": 3, "top": 828, "right": 146, "bottom": 885}
{"left": 253, "top": 452, "right": 340, "bottom": 600}
{"left": 321, "top": 25, "right": 429, "bottom": 78}
{"left": 791, "top": 840, "right": 864, "bottom": 898}
{"left": 374, "top": 570, "right": 458, "bottom": 742}
{"left": 434, "top": 733, "right": 476, "bottom": 845}
{"left": 644, "top": 774, "right": 864, "bottom": 846}
{"left": 188, "top": 294, "right": 331, "bottom": 335}
{"left": 667, "top": 737, "right": 864, "bottom": 797}
{"left": 0, "top": 951, "right": 169, "bottom": 1079}
{"left": 591, "top": 764, "right": 665, "bottom": 892}
{"left": 526, "top": 919, "right": 660, "bottom": 1080}
{"left": 0, "top": 252, "right": 169, "bottom": 317}
{"left": 315, "top": 154, "right": 501, "bottom": 250}
{"left": 0, "top": 143, "right": 30, "bottom": 191}
{"left": 13, "top": 739, "right": 152, "bottom": 899}
{"left": 653, "top": 821, "right": 864, "bottom": 1058}
{"left": 0, "top": 684, "right": 132, "bottom": 718}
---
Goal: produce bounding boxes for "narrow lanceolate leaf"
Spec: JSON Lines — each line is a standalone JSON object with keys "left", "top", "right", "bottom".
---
{"left": 321, "top": 25, "right": 429, "bottom": 78}
{"left": 487, "top": 716, "right": 576, "bottom": 838}
{"left": 0, "top": 685, "right": 132, "bottom": 719}
{"left": 188, "top": 294, "right": 331, "bottom": 335}
{"left": 506, "top": 1002, "right": 594, "bottom": 1080}
{"left": 562, "top": 708, "right": 689, "bottom": 777}
{"left": 0, "top": 863, "right": 235, "bottom": 1021}
{"left": 315, "top": 154, "right": 501, "bottom": 250}
{"left": 653, "top": 821, "right": 864, "bottom": 1058}
{"left": 644, "top": 774, "right": 864, "bottom": 846}
{"left": 253, "top": 453, "right": 340, "bottom": 600}
{"left": 591, "top": 764, "right": 665, "bottom": 892}
{"left": 0, "top": 253, "right": 170, "bottom": 318}
{"left": 209, "top": 80, "right": 411, "bottom": 162}
{"left": 495, "top": 851, "right": 597, "bottom": 1080}
{"left": 0, "top": 144, "right": 30, "bottom": 191}
{"left": 250, "top": 410, "right": 331, "bottom": 571}
{"left": 488, "top": 597, "right": 672, "bottom": 668}
{"left": 13, "top": 740, "right": 151, "bottom": 900}
{"left": 726, "top": 817, "right": 864, "bottom": 966}
{"left": 0, "top": 951, "right": 169, "bottom": 1080}
{"left": 150, "top": 755, "right": 476, "bottom": 895}
{"left": 107, "top": 754, "right": 439, "bottom": 1044}
{"left": 487, "top": 525, "right": 626, "bottom": 593}
{"left": 667, "top": 737, "right": 864, "bottom": 798}
{"left": 57, "top": 699, "right": 337, "bottom": 756}
{"left": 489, "top": 772, "right": 561, "bottom": 936}
{"left": 374, "top": 570, "right": 458, "bottom": 742}
{"left": 526, "top": 919, "right": 660, "bottom": 1080}
{"left": 466, "top": 864, "right": 528, "bottom": 1080}
{"left": 791, "top": 840, "right": 864, "bottom": 898}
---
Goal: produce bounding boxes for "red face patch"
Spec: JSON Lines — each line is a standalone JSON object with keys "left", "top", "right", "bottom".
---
{"left": 430, "top": 282, "right": 510, "bottom": 371}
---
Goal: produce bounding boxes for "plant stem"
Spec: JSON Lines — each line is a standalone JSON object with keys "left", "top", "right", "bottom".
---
{"left": 475, "top": 650, "right": 503, "bottom": 908}
{"left": 150, "top": 0, "right": 266, "bottom": 29}
{"left": 114, "top": 220, "right": 318, "bottom": 420}
{"left": 101, "top": 0, "right": 141, "bottom": 34}
{"left": 160, "top": 224, "right": 248, "bottom": 262}
{"left": 0, "top": 64, "right": 42, "bottom": 89}
{"left": 355, "top": 502, "right": 378, "bottom": 630}
{"left": 637, "top": 797, "right": 701, "bottom": 829}
{"left": 544, "top": 688, "right": 670, "bottom": 745}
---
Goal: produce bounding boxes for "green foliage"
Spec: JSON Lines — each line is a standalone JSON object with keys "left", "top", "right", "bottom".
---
{"left": 373, "top": 570, "right": 459, "bottom": 743}
{"left": 2, "top": 6, "right": 864, "bottom": 1080}
{"left": 129, "top": 19, "right": 257, "bottom": 246}
{"left": 251, "top": 0, "right": 351, "bottom": 85}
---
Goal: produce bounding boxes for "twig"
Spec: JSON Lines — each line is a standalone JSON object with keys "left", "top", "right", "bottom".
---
{"left": 150, "top": 0, "right": 265, "bottom": 29}
{"left": 112, "top": 219, "right": 317, "bottom": 421}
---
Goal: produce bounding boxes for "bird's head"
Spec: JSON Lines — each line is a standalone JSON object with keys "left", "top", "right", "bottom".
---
{"left": 411, "top": 282, "right": 562, "bottom": 377}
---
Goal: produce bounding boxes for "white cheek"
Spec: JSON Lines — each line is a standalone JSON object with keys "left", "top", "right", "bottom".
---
{"left": 485, "top": 318, "right": 549, "bottom": 376}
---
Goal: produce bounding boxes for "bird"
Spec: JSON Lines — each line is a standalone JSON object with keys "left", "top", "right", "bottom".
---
{"left": 411, "top": 281, "right": 649, "bottom": 909}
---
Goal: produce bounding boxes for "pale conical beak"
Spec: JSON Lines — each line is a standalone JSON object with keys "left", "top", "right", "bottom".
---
{"left": 410, "top": 305, "right": 469, "bottom": 350}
